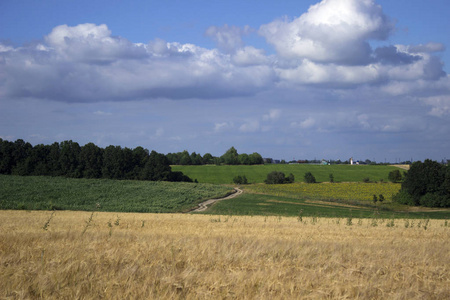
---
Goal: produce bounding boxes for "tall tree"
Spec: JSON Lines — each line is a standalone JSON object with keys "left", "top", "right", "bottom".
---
{"left": 102, "top": 145, "right": 125, "bottom": 179}
{"left": 10, "top": 139, "right": 32, "bottom": 174}
{"left": 203, "top": 153, "right": 214, "bottom": 165}
{"left": 47, "top": 142, "right": 61, "bottom": 176}
{"left": 179, "top": 150, "right": 192, "bottom": 165}
{"left": 190, "top": 152, "right": 203, "bottom": 165}
{"left": 20, "top": 144, "right": 51, "bottom": 176}
{"left": 221, "top": 147, "right": 239, "bottom": 165}
{"left": 238, "top": 153, "right": 250, "bottom": 165}
{"left": 0, "top": 139, "right": 14, "bottom": 174}
{"left": 140, "top": 151, "right": 172, "bottom": 181}
{"left": 59, "top": 140, "right": 81, "bottom": 177}
{"left": 249, "top": 152, "right": 264, "bottom": 165}
{"left": 79, "top": 143, "right": 103, "bottom": 178}
{"left": 122, "top": 147, "right": 135, "bottom": 179}
{"left": 131, "top": 146, "right": 149, "bottom": 179}
{"left": 402, "top": 159, "right": 444, "bottom": 204}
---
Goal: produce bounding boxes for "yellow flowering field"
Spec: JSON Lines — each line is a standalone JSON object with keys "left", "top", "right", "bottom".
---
{"left": 247, "top": 182, "right": 401, "bottom": 202}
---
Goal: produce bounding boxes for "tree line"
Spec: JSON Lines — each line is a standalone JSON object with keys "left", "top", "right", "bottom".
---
{"left": 0, "top": 140, "right": 265, "bottom": 182}
{"left": 166, "top": 146, "right": 264, "bottom": 165}
{"left": 0, "top": 139, "right": 191, "bottom": 182}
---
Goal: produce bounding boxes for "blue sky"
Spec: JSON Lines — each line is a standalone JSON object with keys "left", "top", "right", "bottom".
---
{"left": 1, "top": 0, "right": 449, "bottom": 162}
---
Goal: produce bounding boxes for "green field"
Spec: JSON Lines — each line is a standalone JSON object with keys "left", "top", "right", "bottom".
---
{"left": 247, "top": 182, "right": 401, "bottom": 202}
{"left": 204, "top": 191, "right": 450, "bottom": 219}
{"left": 0, "top": 175, "right": 232, "bottom": 213}
{"left": 172, "top": 164, "right": 401, "bottom": 184}
{"left": 2, "top": 168, "right": 449, "bottom": 219}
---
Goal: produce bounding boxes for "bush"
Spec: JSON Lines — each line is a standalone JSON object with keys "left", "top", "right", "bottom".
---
{"left": 392, "top": 190, "right": 416, "bottom": 206}
{"left": 329, "top": 173, "right": 334, "bottom": 183}
{"left": 304, "top": 172, "right": 316, "bottom": 183}
{"left": 265, "top": 171, "right": 287, "bottom": 184}
{"left": 286, "top": 173, "right": 295, "bottom": 183}
{"left": 388, "top": 170, "right": 403, "bottom": 183}
{"left": 419, "top": 193, "right": 450, "bottom": 208}
{"left": 233, "top": 175, "right": 248, "bottom": 185}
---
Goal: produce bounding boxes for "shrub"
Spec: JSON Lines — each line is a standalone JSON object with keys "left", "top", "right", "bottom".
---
{"left": 388, "top": 170, "right": 402, "bottom": 183}
{"left": 265, "top": 171, "right": 286, "bottom": 184}
{"left": 286, "top": 173, "right": 295, "bottom": 183}
{"left": 329, "top": 173, "right": 334, "bottom": 183}
{"left": 392, "top": 190, "right": 416, "bottom": 206}
{"left": 363, "top": 177, "right": 370, "bottom": 183}
{"left": 304, "top": 172, "right": 316, "bottom": 183}
{"left": 419, "top": 193, "right": 450, "bottom": 208}
{"left": 233, "top": 175, "right": 248, "bottom": 185}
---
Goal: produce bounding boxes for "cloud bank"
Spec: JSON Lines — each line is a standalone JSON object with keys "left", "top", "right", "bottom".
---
{"left": 0, "top": 23, "right": 275, "bottom": 102}
{"left": 0, "top": 0, "right": 447, "bottom": 113}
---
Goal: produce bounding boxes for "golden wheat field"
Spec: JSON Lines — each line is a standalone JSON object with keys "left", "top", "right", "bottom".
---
{"left": 1, "top": 211, "right": 449, "bottom": 299}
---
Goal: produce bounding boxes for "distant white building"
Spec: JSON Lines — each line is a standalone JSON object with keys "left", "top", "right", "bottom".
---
{"left": 350, "top": 157, "right": 359, "bottom": 165}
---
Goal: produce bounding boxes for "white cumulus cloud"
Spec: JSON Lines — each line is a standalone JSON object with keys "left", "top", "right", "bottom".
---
{"left": 0, "top": 24, "right": 275, "bottom": 102}
{"left": 259, "top": 0, "right": 394, "bottom": 65}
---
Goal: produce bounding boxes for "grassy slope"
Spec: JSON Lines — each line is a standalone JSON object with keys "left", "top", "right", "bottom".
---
{"left": 170, "top": 165, "right": 448, "bottom": 219}
{"left": 204, "top": 191, "right": 450, "bottom": 219}
{"left": 0, "top": 175, "right": 232, "bottom": 213}
{"left": 247, "top": 182, "right": 401, "bottom": 202}
{"left": 172, "top": 164, "right": 400, "bottom": 184}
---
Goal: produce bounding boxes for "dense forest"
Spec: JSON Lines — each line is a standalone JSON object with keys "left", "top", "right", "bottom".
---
{"left": 0, "top": 139, "right": 191, "bottom": 182}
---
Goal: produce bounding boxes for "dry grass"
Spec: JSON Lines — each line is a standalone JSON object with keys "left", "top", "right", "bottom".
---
{"left": 1, "top": 211, "right": 448, "bottom": 299}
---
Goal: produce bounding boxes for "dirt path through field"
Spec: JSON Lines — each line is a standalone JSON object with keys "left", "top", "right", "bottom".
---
{"left": 391, "top": 164, "right": 410, "bottom": 170}
{"left": 190, "top": 187, "right": 243, "bottom": 212}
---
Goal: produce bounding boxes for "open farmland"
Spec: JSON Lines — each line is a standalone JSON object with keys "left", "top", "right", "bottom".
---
{"left": 172, "top": 164, "right": 401, "bottom": 184}
{"left": 0, "top": 175, "right": 233, "bottom": 213}
{"left": 1, "top": 211, "right": 448, "bottom": 299}
{"left": 2, "top": 174, "right": 449, "bottom": 218}
{"left": 204, "top": 190, "right": 450, "bottom": 219}
{"left": 248, "top": 182, "right": 400, "bottom": 202}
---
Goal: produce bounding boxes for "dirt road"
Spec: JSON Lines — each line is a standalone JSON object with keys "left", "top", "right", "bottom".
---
{"left": 190, "top": 187, "right": 243, "bottom": 212}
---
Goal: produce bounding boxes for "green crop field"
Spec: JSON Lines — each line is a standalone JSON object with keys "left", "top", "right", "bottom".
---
{"left": 0, "top": 175, "right": 233, "bottom": 213}
{"left": 2, "top": 170, "right": 448, "bottom": 219}
{"left": 203, "top": 190, "right": 450, "bottom": 219}
{"left": 247, "top": 182, "right": 401, "bottom": 202}
{"left": 172, "top": 164, "right": 401, "bottom": 184}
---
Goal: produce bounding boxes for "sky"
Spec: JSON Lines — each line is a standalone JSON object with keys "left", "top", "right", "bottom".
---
{"left": 1, "top": 0, "right": 449, "bottom": 163}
